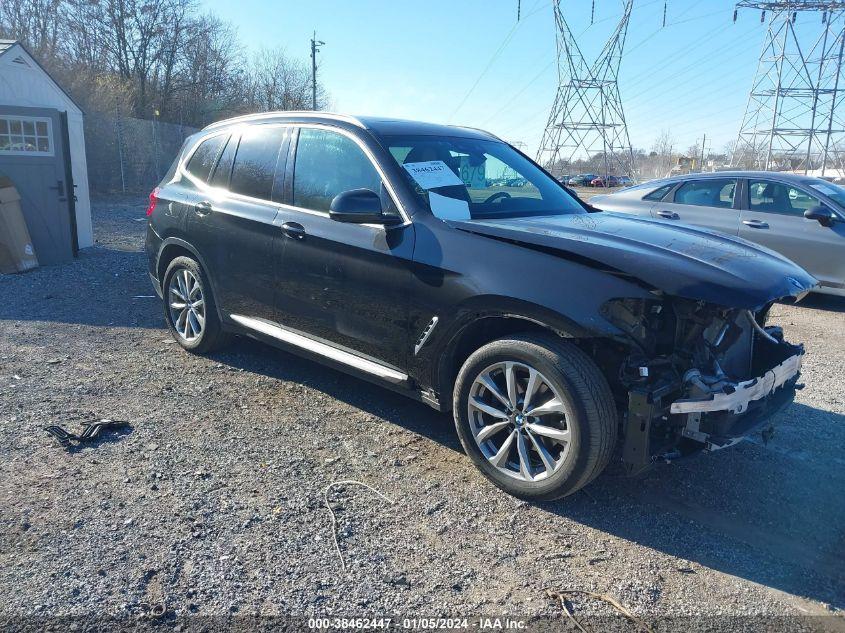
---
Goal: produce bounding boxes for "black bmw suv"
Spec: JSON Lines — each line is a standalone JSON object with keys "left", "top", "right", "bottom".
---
{"left": 145, "top": 112, "right": 815, "bottom": 500}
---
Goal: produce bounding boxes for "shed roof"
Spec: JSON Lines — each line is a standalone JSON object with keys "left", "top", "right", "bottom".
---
{"left": 0, "top": 39, "right": 84, "bottom": 114}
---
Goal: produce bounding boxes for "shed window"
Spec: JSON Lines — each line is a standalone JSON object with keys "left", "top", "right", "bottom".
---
{"left": 0, "top": 116, "right": 53, "bottom": 156}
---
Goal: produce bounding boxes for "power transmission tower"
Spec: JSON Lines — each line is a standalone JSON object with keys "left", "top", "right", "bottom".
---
{"left": 731, "top": 1, "right": 845, "bottom": 175}
{"left": 537, "top": 1, "right": 636, "bottom": 181}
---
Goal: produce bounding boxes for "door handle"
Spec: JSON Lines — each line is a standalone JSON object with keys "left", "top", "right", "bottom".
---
{"left": 656, "top": 210, "right": 679, "bottom": 219}
{"left": 48, "top": 180, "right": 66, "bottom": 199}
{"left": 194, "top": 201, "right": 213, "bottom": 217}
{"left": 281, "top": 221, "right": 306, "bottom": 240}
{"left": 742, "top": 219, "right": 769, "bottom": 229}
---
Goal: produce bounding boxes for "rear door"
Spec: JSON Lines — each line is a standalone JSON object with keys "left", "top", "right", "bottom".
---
{"left": 739, "top": 178, "right": 845, "bottom": 289}
{"left": 651, "top": 177, "right": 741, "bottom": 236}
{"left": 186, "top": 124, "right": 290, "bottom": 322}
{"left": 273, "top": 125, "right": 415, "bottom": 370}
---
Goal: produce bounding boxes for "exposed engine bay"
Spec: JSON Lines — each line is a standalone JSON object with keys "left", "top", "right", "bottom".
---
{"left": 600, "top": 296, "right": 804, "bottom": 475}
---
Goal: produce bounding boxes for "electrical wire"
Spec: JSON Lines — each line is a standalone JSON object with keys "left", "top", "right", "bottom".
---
{"left": 478, "top": 0, "right": 694, "bottom": 134}
{"left": 502, "top": 5, "right": 732, "bottom": 139}
{"left": 502, "top": 23, "right": 756, "bottom": 141}
{"left": 448, "top": 0, "right": 548, "bottom": 122}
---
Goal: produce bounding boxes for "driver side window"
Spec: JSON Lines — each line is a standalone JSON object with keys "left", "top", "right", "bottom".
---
{"left": 293, "top": 128, "right": 386, "bottom": 214}
{"left": 749, "top": 180, "right": 820, "bottom": 216}
{"left": 453, "top": 152, "right": 543, "bottom": 203}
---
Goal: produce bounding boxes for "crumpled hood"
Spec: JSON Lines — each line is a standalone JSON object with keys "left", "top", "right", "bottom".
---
{"left": 450, "top": 212, "right": 817, "bottom": 310}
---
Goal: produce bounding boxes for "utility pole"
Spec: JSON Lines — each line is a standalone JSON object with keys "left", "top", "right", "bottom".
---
{"left": 700, "top": 133, "right": 706, "bottom": 172}
{"left": 310, "top": 32, "right": 325, "bottom": 111}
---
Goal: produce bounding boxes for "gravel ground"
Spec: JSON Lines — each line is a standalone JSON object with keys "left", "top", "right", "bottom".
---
{"left": 1, "top": 195, "right": 843, "bottom": 631}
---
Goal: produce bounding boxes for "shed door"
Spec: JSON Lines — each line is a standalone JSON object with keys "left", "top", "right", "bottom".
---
{"left": 0, "top": 106, "right": 75, "bottom": 265}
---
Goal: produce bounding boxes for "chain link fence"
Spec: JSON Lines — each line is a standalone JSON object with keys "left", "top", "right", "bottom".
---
{"left": 85, "top": 111, "right": 198, "bottom": 194}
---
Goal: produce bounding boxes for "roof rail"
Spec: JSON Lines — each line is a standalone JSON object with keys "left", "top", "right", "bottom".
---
{"left": 203, "top": 111, "right": 367, "bottom": 131}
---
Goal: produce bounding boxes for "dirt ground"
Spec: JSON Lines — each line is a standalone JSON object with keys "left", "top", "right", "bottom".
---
{"left": 1, "top": 195, "right": 843, "bottom": 631}
{"left": 572, "top": 186, "right": 622, "bottom": 201}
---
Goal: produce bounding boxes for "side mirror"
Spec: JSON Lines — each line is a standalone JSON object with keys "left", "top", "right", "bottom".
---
{"left": 804, "top": 205, "right": 837, "bottom": 227}
{"left": 330, "top": 189, "right": 395, "bottom": 224}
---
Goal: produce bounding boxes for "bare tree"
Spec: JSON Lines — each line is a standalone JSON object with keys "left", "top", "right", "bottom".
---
{"left": 176, "top": 15, "right": 246, "bottom": 125}
{"left": 0, "top": 0, "right": 65, "bottom": 63}
{"left": 650, "top": 129, "right": 675, "bottom": 178}
{"left": 247, "top": 47, "right": 315, "bottom": 112}
{"left": 1, "top": 0, "right": 329, "bottom": 126}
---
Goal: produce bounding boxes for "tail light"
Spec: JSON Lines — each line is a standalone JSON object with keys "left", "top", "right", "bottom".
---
{"left": 146, "top": 187, "right": 160, "bottom": 217}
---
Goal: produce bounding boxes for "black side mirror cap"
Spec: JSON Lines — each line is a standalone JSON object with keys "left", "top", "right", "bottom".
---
{"left": 329, "top": 188, "right": 398, "bottom": 225}
{"left": 804, "top": 205, "right": 837, "bottom": 227}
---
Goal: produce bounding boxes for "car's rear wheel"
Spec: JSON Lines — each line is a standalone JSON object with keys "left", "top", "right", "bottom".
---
{"left": 162, "top": 256, "right": 229, "bottom": 353}
{"left": 453, "top": 334, "right": 617, "bottom": 500}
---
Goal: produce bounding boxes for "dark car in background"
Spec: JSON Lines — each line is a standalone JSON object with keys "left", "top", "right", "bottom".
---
{"left": 567, "top": 174, "right": 598, "bottom": 187}
{"left": 590, "top": 175, "right": 620, "bottom": 188}
{"left": 590, "top": 171, "right": 845, "bottom": 296}
{"left": 145, "top": 113, "right": 814, "bottom": 500}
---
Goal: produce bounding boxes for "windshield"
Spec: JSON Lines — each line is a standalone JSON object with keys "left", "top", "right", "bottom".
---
{"left": 380, "top": 135, "right": 585, "bottom": 220}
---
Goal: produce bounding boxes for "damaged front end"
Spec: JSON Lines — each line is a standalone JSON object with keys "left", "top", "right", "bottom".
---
{"left": 600, "top": 296, "right": 804, "bottom": 476}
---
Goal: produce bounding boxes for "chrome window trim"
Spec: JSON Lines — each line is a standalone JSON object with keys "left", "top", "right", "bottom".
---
{"left": 230, "top": 314, "right": 408, "bottom": 384}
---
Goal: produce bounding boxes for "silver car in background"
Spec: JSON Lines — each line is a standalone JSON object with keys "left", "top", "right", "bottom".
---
{"left": 590, "top": 171, "right": 845, "bottom": 296}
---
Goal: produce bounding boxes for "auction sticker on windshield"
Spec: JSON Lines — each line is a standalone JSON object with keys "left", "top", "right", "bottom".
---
{"left": 403, "top": 161, "right": 465, "bottom": 189}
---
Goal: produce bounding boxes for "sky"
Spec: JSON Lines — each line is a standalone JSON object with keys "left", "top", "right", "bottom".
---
{"left": 201, "top": 0, "right": 779, "bottom": 158}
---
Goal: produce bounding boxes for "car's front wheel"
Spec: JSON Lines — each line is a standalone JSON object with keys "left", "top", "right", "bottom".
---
{"left": 162, "top": 256, "right": 229, "bottom": 354}
{"left": 453, "top": 334, "right": 617, "bottom": 500}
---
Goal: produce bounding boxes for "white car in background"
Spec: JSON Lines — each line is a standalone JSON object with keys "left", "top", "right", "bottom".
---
{"left": 590, "top": 171, "right": 845, "bottom": 296}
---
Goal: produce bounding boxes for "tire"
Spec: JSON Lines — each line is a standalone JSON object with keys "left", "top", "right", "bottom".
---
{"left": 453, "top": 333, "right": 617, "bottom": 501}
{"left": 162, "top": 256, "right": 230, "bottom": 354}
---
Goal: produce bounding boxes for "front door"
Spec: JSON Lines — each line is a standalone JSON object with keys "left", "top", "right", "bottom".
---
{"left": 651, "top": 177, "right": 741, "bottom": 236}
{"left": 274, "top": 126, "right": 415, "bottom": 370}
{"left": 0, "top": 106, "right": 75, "bottom": 265}
{"left": 739, "top": 179, "right": 845, "bottom": 290}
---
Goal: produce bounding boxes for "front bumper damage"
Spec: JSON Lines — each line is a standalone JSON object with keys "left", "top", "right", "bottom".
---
{"left": 670, "top": 349, "right": 803, "bottom": 416}
{"left": 611, "top": 298, "right": 805, "bottom": 476}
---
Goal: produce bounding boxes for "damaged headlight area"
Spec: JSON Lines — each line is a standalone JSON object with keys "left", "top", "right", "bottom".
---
{"left": 600, "top": 296, "right": 804, "bottom": 476}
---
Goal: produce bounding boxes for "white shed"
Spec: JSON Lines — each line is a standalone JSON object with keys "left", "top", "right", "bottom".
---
{"left": 0, "top": 40, "right": 93, "bottom": 263}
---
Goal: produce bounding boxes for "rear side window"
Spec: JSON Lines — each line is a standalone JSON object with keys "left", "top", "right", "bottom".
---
{"left": 185, "top": 135, "right": 226, "bottom": 182}
{"left": 643, "top": 184, "right": 672, "bottom": 201}
{"left": 673, "top": 179, "right": 736, "bottom": 209}
{"left": 209, "top": 134, "right": 237, "bottom": 189}
{"left": 229, "top": 126, "right": 287, "bottom": 201}
{"left": 293, "top": 128, "right": 382, "bottom": 212}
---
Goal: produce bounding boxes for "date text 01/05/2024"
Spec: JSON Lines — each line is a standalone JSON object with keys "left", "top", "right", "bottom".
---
{"left": 306, "top": 617, "right": 527, "bottom": 630}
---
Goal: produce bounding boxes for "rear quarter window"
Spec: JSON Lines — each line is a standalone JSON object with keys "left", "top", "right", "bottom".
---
{"left": 185, "top": 135, "right": 227, "bottom": 183}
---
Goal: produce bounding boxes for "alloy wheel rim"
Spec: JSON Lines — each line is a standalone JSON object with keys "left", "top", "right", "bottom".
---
{"left": 167, "top": 268, "right": 205, "bottom": 342}
{"left": 468, "top": 361, "right": 573, "bottom": 482}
